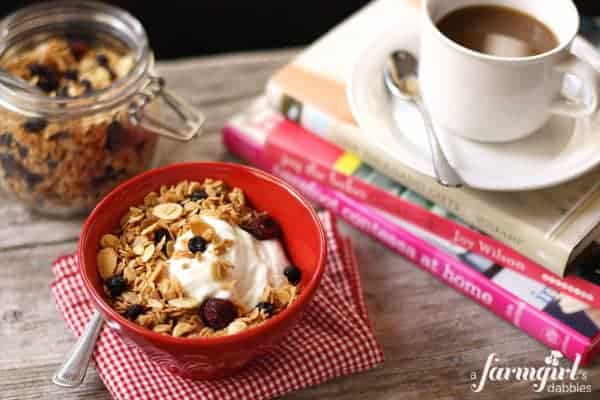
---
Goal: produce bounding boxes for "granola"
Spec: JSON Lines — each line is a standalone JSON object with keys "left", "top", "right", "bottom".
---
{"left": 0, "top": 36, "right": 156, "bottom": 215}
{"left": 98, "top": 179, "right": 301, "bottom": 338}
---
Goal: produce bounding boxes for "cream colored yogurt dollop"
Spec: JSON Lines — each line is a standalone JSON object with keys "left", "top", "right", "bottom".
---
{"left": 167, "top": 215, "right": 289, "bottom": 311}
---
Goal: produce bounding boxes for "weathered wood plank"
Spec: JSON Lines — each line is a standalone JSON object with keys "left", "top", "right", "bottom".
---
{"left": 1, "top": 49, "right": 599, "bottom": 400}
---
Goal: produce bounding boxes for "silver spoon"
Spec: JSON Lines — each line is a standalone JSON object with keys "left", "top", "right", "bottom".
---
{"left": 384, "top": 50, "right": 463, "bottom": 187}
{"left": 52, "top": 310, "right": 104, "bottom": 388}
{"left": 0, "top": 69, "right": 46, "bottom": 95}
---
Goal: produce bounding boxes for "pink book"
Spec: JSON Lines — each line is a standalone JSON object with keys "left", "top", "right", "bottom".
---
{"left": 223, "top": 108, "right": 600, "bottom": 365}
{"left": 221, "top": 101, "right": 600, "bottom": 310}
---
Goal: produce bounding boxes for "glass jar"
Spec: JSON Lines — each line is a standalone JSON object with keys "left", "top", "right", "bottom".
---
{"left": 0, "top": 1, "right": 204, "bottom": 216}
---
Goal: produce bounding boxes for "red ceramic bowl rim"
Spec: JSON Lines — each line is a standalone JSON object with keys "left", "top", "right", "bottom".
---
{"left": 79, "top": 161, "right": 327, "bottom": 347}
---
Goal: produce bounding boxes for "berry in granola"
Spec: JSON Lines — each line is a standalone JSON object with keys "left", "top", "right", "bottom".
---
{"left": 188, "top": 236, "right": 208, "bottom": 253}
{"left": 68, "top": 38, "right": 89, "bottom": 60}
{"left": 22, "top": 169, "right": 43, "bottom": 188}
{"left": 284, "top": 265, "right": 302, "bottom": 285}
{"left": 96, "top": 53, "right": 109, "bottom": 66}
{"left": 63, "top": 69, "right": 79, "bottom": 81}
{"left": 190, "top": 189, "right": 208, "bottom": 201}
{"left": 50, "top": 131, "right": 71, "bottom": 141}
{"left": 154, "top": 228, "right": 170, "bottom": 244}
{"left": 0, "top": 153, "right": 18, "bottom": 174}
{"left": 106, "top": 120, "right": 124, "bottom": 151}
{"left": 46, "top": 158, "right": 58, "bottom": 170}
{"left": 200, "top": 298, "right": 237, "bottom": 330}
{"left": 0, "top": 132, "right": 12, "bottom": 147}
{"left": 241, "top": 213, "right": 282, "bottom": 240}
{"left": 124, "top": 304, "right": 145, "bottom": 320}
{"left": 80, "top": 79, "right": 93, "bottom": 93}
{"left": 22, "top": 118, "right": 47, "bottom": 133}
{"left": 256, "top": 302, "right": 275, "bottom": 317}
{"left": 28, "top": 63, "right": 60, "bottom": 93}
{"left": 16, "top": 144, "right": 28, "bottom": 158}
{"left": 56, "top": 86, "right": 70, "bottom": 98}
{"left": 106, "top": 276, "right": 128, "bottom": 297}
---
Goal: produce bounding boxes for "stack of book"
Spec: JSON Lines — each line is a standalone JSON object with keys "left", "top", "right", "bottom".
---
{"left": 222, "top": 0, "right": 600, "bottom": 365}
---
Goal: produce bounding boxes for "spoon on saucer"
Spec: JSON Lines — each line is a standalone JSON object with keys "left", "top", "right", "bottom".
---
{"left": 383, "top": 50, "right": 463, "bottom": 187}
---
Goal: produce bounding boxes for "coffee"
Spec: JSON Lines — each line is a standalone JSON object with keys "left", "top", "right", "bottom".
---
{"left": 436, "top": 5, "right": 559, "bottom": 57}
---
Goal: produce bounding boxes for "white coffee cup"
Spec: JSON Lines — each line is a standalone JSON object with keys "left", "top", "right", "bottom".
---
{"left": 419, "top": 0, "right": 599, "bottom": 143}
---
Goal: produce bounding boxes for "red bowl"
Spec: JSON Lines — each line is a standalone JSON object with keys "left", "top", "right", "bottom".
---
{"left": 79, "top": 162, "right": 326, "bottom": 380}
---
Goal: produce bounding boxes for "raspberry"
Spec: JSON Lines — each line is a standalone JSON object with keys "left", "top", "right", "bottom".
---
{"left": 200, "top": 298, "right": 237, "bottom": 330}
{"left": 241, "top": 213, "right": 281, "bottom": 240}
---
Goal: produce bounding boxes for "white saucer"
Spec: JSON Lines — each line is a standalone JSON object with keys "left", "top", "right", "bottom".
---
{"left": 346, "top": 26, "right": 600, "bottom": 191}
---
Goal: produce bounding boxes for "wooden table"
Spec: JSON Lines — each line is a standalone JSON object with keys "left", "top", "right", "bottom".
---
{"left": 1, "top": 49, "right": 599, "bottom": 400}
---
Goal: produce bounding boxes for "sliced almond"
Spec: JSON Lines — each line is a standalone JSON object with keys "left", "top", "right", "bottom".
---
{"left": 147, "top": 298, "right": 164, "bottom": 310}
{"left": 141, "top": 222, "right": 159, "bottom": 236}
{"left": 141, "top": 244, "right": 156, "bottom": 263}
{"left": 97, "top": 247, "right": 117, "bottom": 279}
{"left": 172, "top": 322, "right": 194, "bottom": 337}
{"left": 132, "top": 236, "right": 147, "bottom": 256}
{"left": 152, "top": 203, "right": 183, "bottom": 220}
{"left": 153, "top": 324, "right": 172, "bottom": 334}
{"left": 168, "top": 297, "right": 200, "bottom": 309}
{"left": 211, "top": 260, "right": 231, "bottom": 281}
{"left": 100, "top": 234, "right": 120, "bottom": 249}
{"left": 166, "top": 240, "right": 175, "bottom": 257}
{"left": 123, "top": 265, "right": 137, "bottom": 283}
{"left": 227, "top": 320, "right": 247, "bottom": 335}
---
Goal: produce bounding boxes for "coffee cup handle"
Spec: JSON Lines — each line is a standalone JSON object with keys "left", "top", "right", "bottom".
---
{"left": 549, "top": 36, "right": 599, "bottom": 118}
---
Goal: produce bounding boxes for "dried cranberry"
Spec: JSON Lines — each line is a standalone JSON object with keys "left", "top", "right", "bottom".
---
{"left": 241, "top": 213, "right": 282, "bottom": 240}
{"left": 106, "top": 120, "right": 124, "bottom": 151}
{"left": 256, "top": 302, "right": 275, "bottom": 317}
{"left": 190, "top": 189, "right": 208, "bottom": 201}
{"left": 284, "top": 265, "right": 302, "bottom": 286}
{"left": 68, "top": 39, "right": 89, "bottom": 60}
{"left": 0, "top": 132, "right": 13, "bottom": 147}
{"left": 200, "top": 298, "right": 237, "bottom": 330}
{"left": 106, "top": 276, "right": 128, "bottom": 297}
{"left": 188, "top": 236, "right": 207, "bottom": 253}
{"left": 124, "top": 304, "right": 145, "bottom": 320}
{"left": 23, "top": 118, "right": 47, "bottom": 133}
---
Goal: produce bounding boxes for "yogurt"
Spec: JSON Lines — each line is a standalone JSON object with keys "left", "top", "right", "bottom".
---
{"left": 167, "top": 215, "right": 289, "bottom": 311}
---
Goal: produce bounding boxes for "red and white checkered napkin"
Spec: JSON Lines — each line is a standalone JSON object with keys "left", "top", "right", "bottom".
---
{"left": 51, "top": 211, "right": 383, "bottom": 400}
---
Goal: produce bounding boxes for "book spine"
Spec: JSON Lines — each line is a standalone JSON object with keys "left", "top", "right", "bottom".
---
{"left": 264, "top": 88, "right": 572, "bottom": 276}
{"left": 223, "top": 123, "right": 595, "bottom": 364}
{"left": 226, "top": 109, "right": 600, "bottom": 309}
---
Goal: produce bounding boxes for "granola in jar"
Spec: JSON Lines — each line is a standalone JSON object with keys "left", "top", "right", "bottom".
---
{"left": 0, "top": 35, "right": 157, "bottom": 215}
{"left": 97, "top": 179, "right": 302, "bottom": 338}
{"left": 0, "top": 1, "right": 204, "bottom": 216}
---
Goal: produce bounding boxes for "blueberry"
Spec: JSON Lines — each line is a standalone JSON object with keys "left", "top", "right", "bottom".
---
{"left": 241, "top": 213, "right": 282, "bottom": 240}
{"left": 96, "top": 53, "right": 109, "bottom": 66}
{"left": 200, "top": 298, "right": 237, "bottom": 330}
{"left": 154, "top": 228, "right": 169, "bottom": 244}
{"left": 0, "top": 132, "right": 13, "bottom": 147}
{"left": 284, "top": 265, "right": 302, "bottom": 286}
{"left": 56, "top": 86, "right": 70, "bottom": 98}
{"left": 256, "top": 302, "right": 275, "bottom": 317}
{"left": 188, "top": 236, "right": 207, "bottom": 253}
{"left": 124, "top": 304, "right": 145, "bottom": 320}
{"left": 46, "top": 158, "right": 58, "bottom": 169}
{"left": 23, "top": 118, "right": 47, "bottom": 133}
{"left": 63, "top": 69, "right": 79, "bottom": 81}
{"left": 22, "top": 169, "right": 43, "bottom": 188}
{"left": 0, "top": 153, "right": 18, "bottom": 174}
{"left": 190, "top": 189, "right": 208, "bottom": 201}
{"left": 106, "top": 276, "right": 128, "bottom": 297}
{"left": 17, "top": 143, "right": 28, "bottom": 158}
{"left": 28, "top": 64, "right": 60, "bottom": 93}
{"left": 80, "top": 79, "right": 93, "bottom": 93}
{"left": 106, "top": 120, "right": 124, "bottom": 151}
